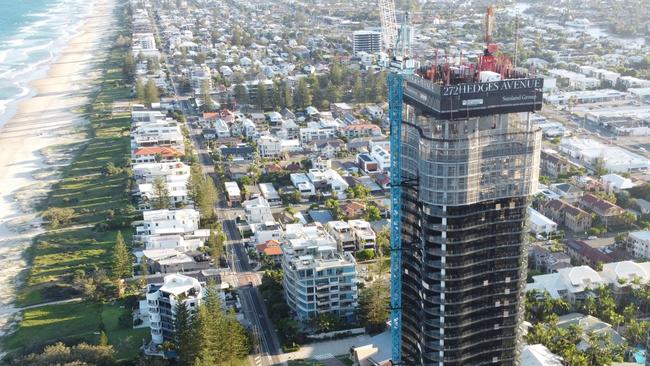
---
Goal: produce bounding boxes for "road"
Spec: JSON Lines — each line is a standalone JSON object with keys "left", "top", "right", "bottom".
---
{"left": 222, "top": 210, "right": 286, "bottom": 366}
{"left": 150, "top": 11, "right": 286, "bottom": 365}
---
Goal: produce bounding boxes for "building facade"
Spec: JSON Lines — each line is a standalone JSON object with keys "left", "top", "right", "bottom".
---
{"left": 397, "top": 74, "right": 542, "bottom": 365}
{"left": 145, "top": 274, "right": 204, "bottom": 344}
{"left": 352, "top": 30, "right": 382, "bottom": 55}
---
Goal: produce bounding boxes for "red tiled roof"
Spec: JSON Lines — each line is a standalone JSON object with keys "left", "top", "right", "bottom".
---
{"left": 133, "top": 146, "right": 184, "bottom": 157}
{"left": 203, "top": 112, "right": 219, "bottom": 120}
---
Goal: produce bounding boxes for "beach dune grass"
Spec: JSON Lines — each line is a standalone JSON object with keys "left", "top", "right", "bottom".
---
{"left": 17, "top": 42, "right": 135, "bottom": 308}
{"left": 3, "top": 301, "right": 148, "bottom": 361}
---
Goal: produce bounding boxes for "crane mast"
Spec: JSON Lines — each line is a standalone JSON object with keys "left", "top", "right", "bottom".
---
{"left": 378, "top": 0, "right": 398, "bottom": 53}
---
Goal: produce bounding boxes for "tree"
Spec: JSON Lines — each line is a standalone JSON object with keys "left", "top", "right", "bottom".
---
{"left": 282, "top": 80, "right": 293, "bottom": 109}
{"left": 135, "top": 79, "right": 145, "bottom": 102}
{"left": 16, "top": 342, "right": 115, "bottom": 366}
{"left": 207, "top": 228, "right": 225, "bottom": 261}
{"left": 257, "top": 83, "right": 268, "bottom": 110}
{"left": 364, "top": 206, "right": 382, "bottom": 221}
{"left": 111, "top": 231, "right": 132, "bottom": 279}
{"left": 376, "top": 227, "right": 390, "bottom": 256}
{"left": 175, "top": 301, "right": 198, "bottom": 363}
{"left": 234, "top": 84, "right": 248, "bottom": 105}
{"left": 43, "top": 207, "right": 75, "bottom": 229}
{"left": 151, "top": 176, "right": 171, "bottom": 210}
{"left": 539, "top": 175, "right": 551, "bottom": 185}
{"left": 356, "top": 249, "right": 375, "bottom": 261}
{"left": 198, "top": 177, "right": 218, "bottom": 220}
{"left": 99, "top": 330, "right": 109, "bottom": 346}
{"left": 294, "top": 78, "right": 312, "bottom": 109}
{"left": 144, "top": 79, "right": 159, "bottom": 106}
{"left": 122, "top": 53, "right": 135, "bottom": 83}
{"left": 201, "top": 80, "right": 213, "bottom": 112}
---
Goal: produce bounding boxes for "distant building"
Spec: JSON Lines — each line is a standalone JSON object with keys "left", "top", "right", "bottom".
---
{"left": 528, "top": 207, "right": 558, "bottom": 235}
{"left": 326, "top": 221, "right": 356, "bottom": 252}
{"left": 352, "top": 30, "right": 382, "bottom": 55}
{"left": 629, "top": 231, "right": 650, "bottom": 259}
{"left": 522, "top": 344, "right": 563, "bottom": 366}
{"left": 224, "top": 181, "right": 241, "bottom": 207}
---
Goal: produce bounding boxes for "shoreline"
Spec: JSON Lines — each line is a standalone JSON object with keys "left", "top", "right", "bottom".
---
{"left": 0, "top": 0, "right": 117, "bottom": 338}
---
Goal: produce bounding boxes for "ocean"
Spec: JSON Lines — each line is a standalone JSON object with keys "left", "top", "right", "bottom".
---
{"left": 0, "top": 0, "right": 94, "bottom": 128}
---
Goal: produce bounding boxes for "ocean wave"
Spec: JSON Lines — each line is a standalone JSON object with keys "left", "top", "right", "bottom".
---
{"left": 0, "top": 0, "right": 94, "bottom": 128}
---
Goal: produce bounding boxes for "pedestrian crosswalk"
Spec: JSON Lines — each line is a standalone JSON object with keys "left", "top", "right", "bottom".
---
{"left": 254, "top": 355, "right": 262, "bottom": 366}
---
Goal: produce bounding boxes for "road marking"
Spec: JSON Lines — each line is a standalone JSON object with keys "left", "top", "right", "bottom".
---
{"left": 314, "top": 353, "right": 334, "bottom": 360}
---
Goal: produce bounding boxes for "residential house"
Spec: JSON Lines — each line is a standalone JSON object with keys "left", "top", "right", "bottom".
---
{"left": 526, "top": 265, "right": 604, "bottom": 302}
{"left": 132, "top": 146, "right": 184, "bottom": 164}
{"left": 253, "top": 221, "right": 282, "bottom": 245}
{"left": 224, "top": 181, "right": 242, "bottom": 207}
{"left": 357, "top": 153, "right": 379, "bottom": 173}
{"left": 255, "top": 240, "right": 283, "bottom": 264}
{"left": 341, "top": 201, "right": 366, "bottom": 219}
{"left": 133, "top": 162, "right": 190, "bottom": 184}
{"left": 348, "top": 219, "right": 376, "bottom": 251}
{"left": 550, "top": 183, "right": 583, "bottom": 203}
{"left": 326, "top": 221, "right": 357, "bottom": 252}
{"left": 258, "top": 136, "right": 282, "bottom": 158}
{"left": 628, "top": 231, "right": 650, "bottom": 259}
{"left": 308, "top": 140, "right": 345, "bottom": 159}
{"left": 540, "top": 150, "right": 579, "bottom": 179}
{"left": 369, "top": 143, "right": 390, "bottom": 172}
{"left": 528, "top": 207, "right": 558, "bottom": 235}
{"left": 565, "top": 239, "right": 614, "bottom": 268}
{"left": 579, "top": 193, "right": 626, "bottom": 227}
{"left": 528, "top": 244, "right": 572, "bottom": 273}
{"left": 540, "top": 200, "right": 592, "bottom": 233}
{"left": 243, "top": 196, "right": 273, "bottom": 224}
{"left": 259, "top": 183, "right": 282, "bottom": 206}
{"left": 331, "top": 103, "right": 353, "bottom": 118}
{"left": 363, "top": 105, "right": 384, "bottom": 120}
{"left": 219, "top": 145, "right": 254, "bottom": 161}
{"left": 290, "top": 173, "right": 316, "bottom": 197}
{"left": 340, "top": 124, "right": 382, "bottom": 139}
{"left": 600, "top": 174, "right": 634, "bottom": 193}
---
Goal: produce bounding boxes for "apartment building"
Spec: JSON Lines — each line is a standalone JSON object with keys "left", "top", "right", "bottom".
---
{"left": 348, "top": 219, "right": 376, "bottom": 251}
{"left": 352, "top": 29, "right": 382, "bottom": 55}
{"left": 325, "top": 221, "right": 356, "bottom": 252}
{"left": 629, "top": 231, "right": 650, "bottom": 259}
{"left": 145, "top": 274, "right": 204, "bottom": 344}
{"left": 281, "top": 226, "right": 358, "bottom": 320}
{"left": 243, "top": 196, "right": 274, "bottom": 224}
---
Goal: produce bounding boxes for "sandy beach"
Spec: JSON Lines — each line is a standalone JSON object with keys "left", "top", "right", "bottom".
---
{"left": 0, "top": 0, "right": 116, "bottom": 333}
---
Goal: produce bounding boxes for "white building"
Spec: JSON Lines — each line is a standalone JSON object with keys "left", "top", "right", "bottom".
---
{"left": 259, "top": 183, "right": 282, "bottom": 206}
{"left": 133, "top": 162, "right": 190, "bottom": 184}
{"left": 282, "top": 224, "right": 358, "bottom": 320}
{"left": 258, "top": 135, "right": 282, "bottom": 158}
{"left": 138, "top": 178, "right": 190, "bottom": 210}
{"left": 133, "top": 209, "right": 208, "bottom": 251}
{"left": 526, "top": 266, "right": 604, "bottom": 302}
{"left": 253, "top": 221, "right": 282, "bottom": 245}
{"left": 348, "top": 220, "right": 377, "bottom": 251}
{"left": 214, "top": 119, "right": 230, "bottom": 138}
{"left": 369, "top": 143, "right": 390, "bottom": 172}
{"left": 527, "top": 207, "right": 558, "bottom": 235}
{"left": 290, "top": 173, "right": 316, "bottom": 197}
{"left": 131, "top": 120, "right": 184, "bottom": 151}
{"left": 352, "top": 29, "right": 382, "bottom": 55}
{"left": 243, "top": 196, "right": 273, "bottom": 224}
{"left": 522, "top": 344, "right": 563, "bottom": 366}
{"left": 559, "top": 137, "right": 650, "bottom": 173}
{"left": 299, "top": 126, "right": 338, "bottom": 145}
{"left": 325, "top": 221, "right": 356, "bottom": 252}
{"left": 629, "top": 231, "right": 650, "bottom": 259}
{"left": 145, "top": 274, "right": 204, "bottom": 344}
{"left": 224, "top": 181, "right": 242, "bottom": 207}
{"left": 600, "top": 174, "right": 634, "bottom": 193}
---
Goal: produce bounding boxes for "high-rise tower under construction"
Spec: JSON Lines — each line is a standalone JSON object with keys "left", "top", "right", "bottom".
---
{"left": 392, "top": 66, "right": 543, "bottom": 365}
